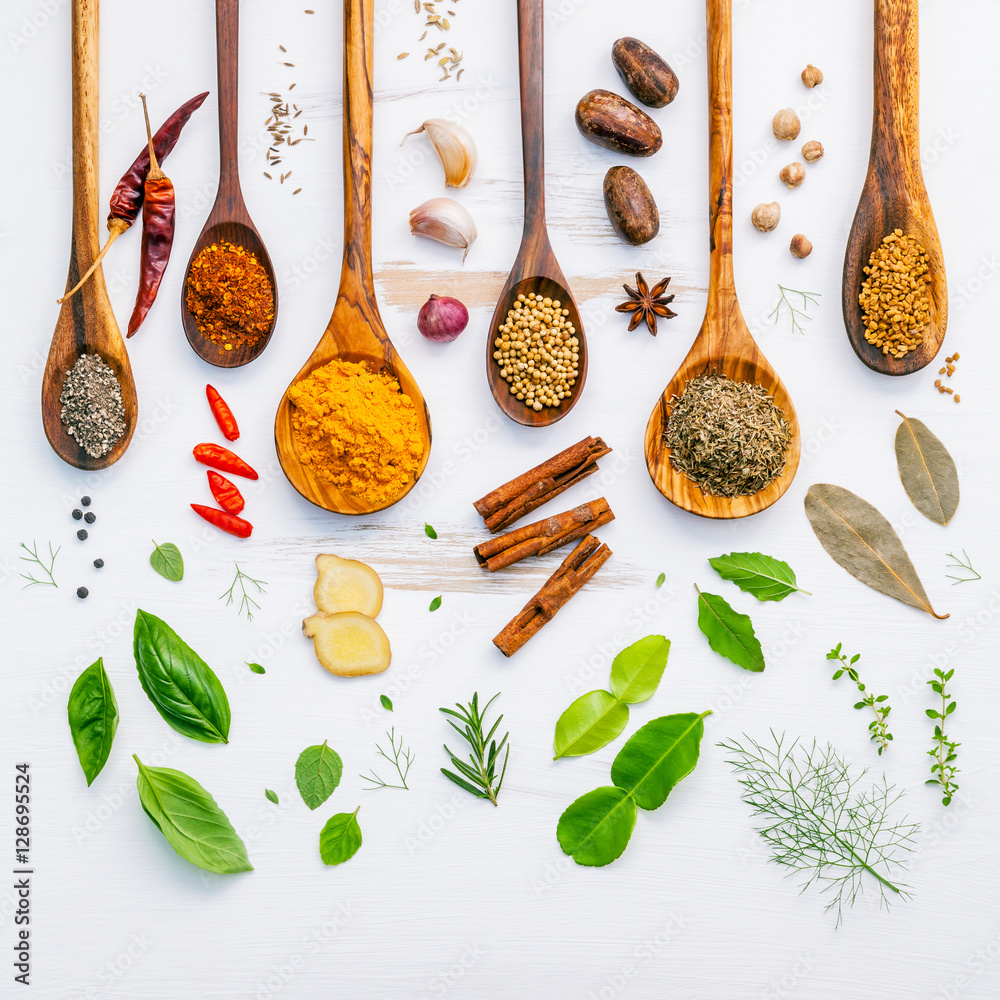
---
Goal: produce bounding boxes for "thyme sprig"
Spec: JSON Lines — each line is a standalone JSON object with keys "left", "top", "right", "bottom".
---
{"left": 769, "top": 284, "right": 821, "bottom": 335}
{"left": 926, "top": 668, "right": 960, "bottom": 806}
{"left": 720, "top": 732, "right": 918, "bottom": 926}
{"left": 20, "top": 541, "right": 60, "bottom": 589}
{"left": 220, "top": 563, "right": 267, "bottom": 621}
{"left": 360, "top": 728, "right": 414, "bottom": 791}
{"left": 827, "top": 644, "right": 893, "bottom": 755}
{"left": 945, "top": 550, "right": 980, "bottom": 585}
{"left": 439, "top": 692, "right": 509, "bottom": 806}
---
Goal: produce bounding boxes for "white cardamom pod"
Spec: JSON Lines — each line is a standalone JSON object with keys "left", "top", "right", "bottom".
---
{"left": 409, "top": 197, "right": 477, "bottom": 263}
{"left": 402, "top": 119, "right": 478, "bottom": 189}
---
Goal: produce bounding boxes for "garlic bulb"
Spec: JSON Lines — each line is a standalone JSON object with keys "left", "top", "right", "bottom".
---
{"left": 402, "top": 119, "right": 477, "bottom": 189}
{"left": 409, "top": 197, "right": 477, "bottom": 262}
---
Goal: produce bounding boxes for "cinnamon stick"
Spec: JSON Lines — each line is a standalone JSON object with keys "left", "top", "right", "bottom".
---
{"left": 474, "top": 498, "right": 614, "bottom": 572}
{"left": 492, "top": 535, "right": 612, "bottom": 657}
{"left": 473, "top": 436, "right": 612, "bottom": 533}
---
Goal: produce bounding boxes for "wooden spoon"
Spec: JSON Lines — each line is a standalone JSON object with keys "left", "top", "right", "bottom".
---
{"left": 180, "top": 0, "right": 277, "bottom": 368}
{"left": 485, "top": 0, "right": 588, "bottom": 428}
{"left": 42, "top": 0, "right": 137, "bottom": 471}
{"left": 643, "top": 0, "right": 800, "bottom": 519}
{"left": 842, "top": 0, "right": 946, "bottom": 375}
{"left": 273, "top": 0, "right": 431, "bottom": 515}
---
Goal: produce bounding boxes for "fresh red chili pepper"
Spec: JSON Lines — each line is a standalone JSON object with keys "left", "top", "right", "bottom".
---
{"left": 127, "top": 94, "right": 175, "bottom": 337}
{"left": 190, "top": 504, "right": 253, "bottom": 538}
{"left": 193, "top": 443, "right": 259, "bottom": 480}
{"left": 207, "top": 471, "right": 245, "bottom": 514}
{"left": 58, "top": 91, "right": 207, "bottom": 304}
{"left": 206, "top": 385, "right": 240, "bottom": 442}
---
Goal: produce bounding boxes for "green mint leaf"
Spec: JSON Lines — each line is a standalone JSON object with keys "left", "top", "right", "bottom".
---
{"left": 150, "top": 541, "right": 184, "bottom": 582}
{"left": 265, "top": 789, "right": 279, "bottom": 804}
{"left": 319, "top": 808, "right": 362, "bottom": 866}
{"left": 295, "top": 741, "right": 343, "bottom": 810}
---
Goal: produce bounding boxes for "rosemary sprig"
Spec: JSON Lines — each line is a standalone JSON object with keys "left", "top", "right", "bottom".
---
{"left": 20, "top": 541, "right": 60, "bottom": 589}
{"left": 768, "top": 284, "right": 821, "bottom": 335}
{"left": 827, "top": 644, "right": 893, "bottom": 755}
{"left": 926, "top": 668, "right": 960, "bottom": 806}
{"left": 360, "top": 728, "right": 414, "bottom": 791}
{"left": 439, "top": 692, "right": 509, "bottom": 806}
{"left": 720, "top": 732, "right": 918, "bottom": 926}
{"left": 945, "top": 550, "right": 980, "bottom": 585}
{"left": 220, "top": 563, "right": 267, "bottom": 620}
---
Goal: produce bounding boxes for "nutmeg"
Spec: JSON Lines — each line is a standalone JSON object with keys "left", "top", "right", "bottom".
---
{"left": 789, "top": 234, "right": 813, "bottom": 258}
{"left": 779, "top": 162, "right": 806, "bottom": 189}
{"left": 801, "top": 140, "right": 824, "bottom": 162}
{"left": 801, "top": 64, "right": 824, "bottom": 88}
{"left": 603, "top": 165, "right": 659, "bottom": 245}
{"left": 772, "top": 108, "right": 801, "bottom": 141}
{"left": 575, "top": 89, "right": 663, "bottom": 156}
{"left": 611, "top": 37, "right": 679, "bottom": 109}
{"left": 751, "top": 202, "right": 781, "bottom": 232}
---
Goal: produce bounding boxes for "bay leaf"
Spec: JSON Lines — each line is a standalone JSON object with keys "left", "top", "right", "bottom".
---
{"left": 696, "top": 589, "right": 765, "bottom": 672}
{"left": 553, "top": 690, "right": 629, "bottom": 759}
{"left": 556, "top": 786, "right": 637, "bottom": 867}
{"left": 804, "top": 483, "right": 948, "bottom": 619}
{"left": 894, "top": 411, "right": 959, "bottom": 525}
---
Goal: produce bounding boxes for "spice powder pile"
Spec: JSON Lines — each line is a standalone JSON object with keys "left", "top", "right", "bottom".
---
{"left": 859, "top": 229, "right": 932, "bottom": 357}
{"left": 288, "top": 359, "right": 423, "bottom": 506}
{"left": 185, "top": 241, "right": 275, "bottom": 353}
{"left": 663, "top": 373, "right": 791, "bottom": 498}
{"left": 59, "top": 353, "right": 127, "bottom": 459}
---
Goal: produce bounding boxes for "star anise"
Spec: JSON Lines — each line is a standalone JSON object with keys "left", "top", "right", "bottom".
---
{"left": 615, "top": 272, "right": 677, "bottom": 336}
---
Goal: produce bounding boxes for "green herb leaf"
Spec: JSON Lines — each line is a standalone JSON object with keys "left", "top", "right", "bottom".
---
{"left": 655, "top": 572, "right": 665, "bottom": 588}
{"left": 149, "top": 541, "right": 184, "bottom": 582}
{"left": 708, "top": 551, "right": 808, "bottom": 601}
{"left": 133, "top": 756, "right": 252, "bottom": 874}
{"left": 556, "top": 786, "right": 637, "bottom": 867}
{"left": 609, "top": 635, "right": 670, "bottom": 704}
{"left": 696, "top": 589, "right": 765, "bottom": 672}
{"left": 319, "top": 808, "right": 362, "bottom": 866}
{"left": 894, "top": 411, "right": 959, "bottom": 526}
{"left": 265, "top": 789, "right": 279, "bottom": 804}
{"left": 133, "top": 610, "right": 231, "bottom": 743}
{"left": 380, "top": 695, "right": 393, "bottom": 712}
{"left": 429, "top": 595, "right": 442, "bottom": 612}
{"left": 424, "top": 523, "right": 438, "bottom": 539}
{"left": 67, "top": 658, "right": 118, "bottom": 786}
{"left": 295, "top": 741, "right": 343, "bottom": 810}
{"left": 553, "top": 690, "right": 629, "bottom": 759}
{"left": 247, "top": 662, "right": 266, "bottom": 674}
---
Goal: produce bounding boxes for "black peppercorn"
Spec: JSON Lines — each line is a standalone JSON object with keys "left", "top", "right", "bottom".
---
{"left": 72, "top": 509, "right": 83, "bottom": 520}
{"left": 77, "top": 587, "right": 89, "bottom": 599}
{"left": 84, "top": 512, "right": 96, "bottom": 524}
{"left": 77, "top": 529, "right": 88, "bottom": 540}
{"left": 81, "top": 496, "right": 92, "bottom": 507}
{"left": 93, "top": 558, "right": 104, "bottom": 569}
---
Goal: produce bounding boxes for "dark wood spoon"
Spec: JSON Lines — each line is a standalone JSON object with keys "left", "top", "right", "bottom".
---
{"left": 42, "top": 0, "right": 137, "bottom": 470}
{"left": 485, "top": 0, "right": 588, "bottom": 427}
{"left": 643, "top": 0, "right": 800, "bottom": 519}
{"left": 273, "top": 0, "right": 431, "bottom": 515}
{"left": 180, "top": 0, "right": 277, "bottom": 368}
{"left": 842, "top": 0, "right": 947, "bottom": 375}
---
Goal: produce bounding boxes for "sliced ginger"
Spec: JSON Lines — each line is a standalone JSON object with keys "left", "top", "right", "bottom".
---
{"left": 313, "top": 554, "right": 384, "bottom": 618}
{"left": 302, "top": 612, "right": 391, "bottom": 677}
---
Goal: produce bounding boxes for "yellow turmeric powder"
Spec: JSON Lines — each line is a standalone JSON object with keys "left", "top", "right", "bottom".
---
{"left": 288, "top": 359, "right": 422, "bottom": 506}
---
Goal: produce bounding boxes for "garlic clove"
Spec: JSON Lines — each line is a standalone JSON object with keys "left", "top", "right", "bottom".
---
{"left": 409, "top": 197, "right": 478, "bottom": 262}
{"left": 402, "top": 119, "right": 478, "bottom": 189}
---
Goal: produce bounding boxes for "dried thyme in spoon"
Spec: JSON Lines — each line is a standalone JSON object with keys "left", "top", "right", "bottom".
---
{"left": 663, "top": 374, "right": 790, "bottom": 498}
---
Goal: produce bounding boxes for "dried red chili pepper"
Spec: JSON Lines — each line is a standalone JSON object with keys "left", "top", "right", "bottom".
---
{"left": 206, "top": 385, "right": 240, "bottom": 441}
{"left": 207, "top": 471, "right": 245, "bottom": 515}
{"left": 126, "top": 94, "right": 176, "bottom": 337}
{"left": 58, "top": 91, "right": 207, "bottom": 304}
{"left": 193, "top": 443, "right": 259, "bottom": 480}
{"left": 190, "top": 504, "right": 253, "bottom": 538}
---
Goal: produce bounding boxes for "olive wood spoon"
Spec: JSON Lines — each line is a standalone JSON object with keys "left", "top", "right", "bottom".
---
{"left": 842, "top": 0, "right": 946, "bottom": 375}
{"left": 273, "top": 0, "right": 431, "bottom": 515}
{"left": 485, "top": 0, "right": 588, "bottom": 427}
{"left": 643, "top": 0, "right": 799, "bottom": 519}
{"left": 42, "top": 0, "right": 137, "bottom": 470}
{"left": 180, "top": 0, "right": 277, "bottom": 368}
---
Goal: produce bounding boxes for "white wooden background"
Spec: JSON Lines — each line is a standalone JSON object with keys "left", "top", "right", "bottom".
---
{"left": 2, "top": 0, "right": 999, "bottom": 997}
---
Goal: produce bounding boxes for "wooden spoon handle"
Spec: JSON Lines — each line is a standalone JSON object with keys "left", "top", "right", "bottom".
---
{"left": 706, "top": 0, "right": 736, "bottom": 302}
{"left": 215, "top": 0, "right": 243, "bottom": 201}
{"left": 516, "top": 0, "right": 546, "bottom": 236}
{"left": 873, "top": 0, "right": 920, "bottom": 168}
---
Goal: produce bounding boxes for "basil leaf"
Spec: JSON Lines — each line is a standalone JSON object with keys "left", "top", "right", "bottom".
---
{"left": 265, "top": 789, "right": 279, "bottom": 804}
{"left": 319, "top": 808, "right": 362, "bottom": 866}
{"left": 696, "top": 589, "right": 765, "bottom": 672}
{"left": 894, "top": 411, "right": 959, "bottom": 525}
{"left": 708, "top": 552, "right": 808, "bottom": 602}
{"left": 609, "top": 634, "right": 670, "bottom": 704}
{"left": 380, "top": 695, "right": 393, "bottom": 711}
{"left": 149, "top": 541, "right": 184, "bottom": 582}
{"left": 295, "top": 741, "right": 343, "bottom": 810}
{"left": 610, "top": 712, "right": 709, "bottom": 810}
{"left": 553, "top": 690, "right": 629, "bottom": 759}
{"left": 133, "top": 610, "right": 231, "bottom": 743}
{"left": 67, "top": 658, "right": 118, "bottom": 786}
{"left": 133, "top": 756, "right": 252, "bottom": 874}
{"left": 556, "top": 786, "right": 637, "bottom": 867}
